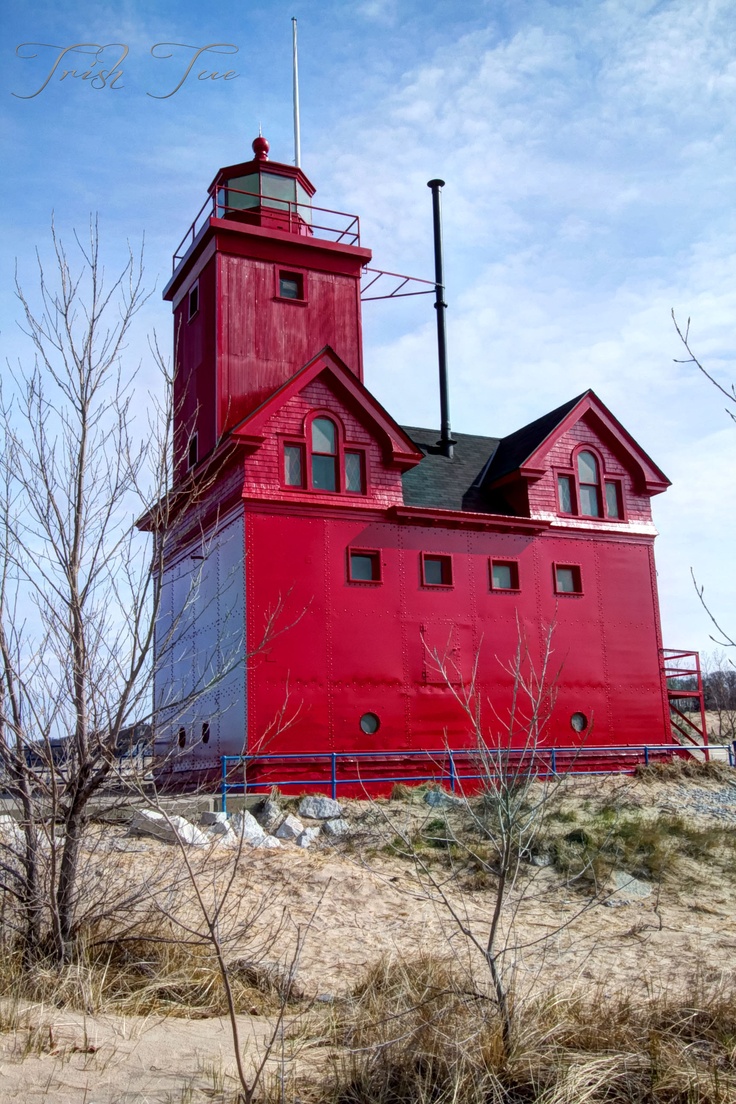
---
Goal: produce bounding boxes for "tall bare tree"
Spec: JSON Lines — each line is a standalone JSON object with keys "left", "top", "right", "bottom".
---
{"left": 672, "top": 311, "right": 736, "bottom": 653}
{"left": 0, "top": 221, "right": 174, "bottom": 964}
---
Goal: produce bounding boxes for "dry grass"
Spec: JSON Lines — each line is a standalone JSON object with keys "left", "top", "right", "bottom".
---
{"left": 634, "top": 758, "right": 735, "bottom": 784}
{"left": 290, "top": 953, "right": 736, "bottom": 1104}
{"left": 0, "top": 926, "right": 296, "bottom": 1018}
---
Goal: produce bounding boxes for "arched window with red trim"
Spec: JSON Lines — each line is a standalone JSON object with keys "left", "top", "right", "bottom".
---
{"left": 311, "top": 416, "right": 338, "bottom": 491}
{"left": 556, "top": 446, "right": 624, "bottom": 521}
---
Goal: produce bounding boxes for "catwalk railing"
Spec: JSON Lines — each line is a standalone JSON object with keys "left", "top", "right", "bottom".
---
{"left": 219, "top": 743, "right": 735, "bottom": 812}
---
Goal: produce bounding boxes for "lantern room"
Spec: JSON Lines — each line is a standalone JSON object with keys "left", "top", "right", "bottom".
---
{"left": 210, "top": 135, "right": 316, "bottom": 236}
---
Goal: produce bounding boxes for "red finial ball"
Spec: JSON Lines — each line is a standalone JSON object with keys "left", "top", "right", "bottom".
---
{"left": 252, "top": 135, "right": 270, "bottom": 161}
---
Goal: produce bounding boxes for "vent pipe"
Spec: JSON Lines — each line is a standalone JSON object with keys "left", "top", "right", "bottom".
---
{"left": 427, "top": 179, "right": 454, "bottom": 458}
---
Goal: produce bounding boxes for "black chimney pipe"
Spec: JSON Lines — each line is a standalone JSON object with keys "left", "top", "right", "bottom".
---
{"left": 427, "top": 178, "right": 454, "bottom": 459}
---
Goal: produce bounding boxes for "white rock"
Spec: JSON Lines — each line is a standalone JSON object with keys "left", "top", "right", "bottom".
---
{"left": 603, "top": 870, "right": 653, "bottom": 907}
{"left": 295, "top": 827, "right": 321, "bottom": 849}
{"left": 207, "top": 819, "right": 235, "bottom": 837}
{"left": 298, "top": 796, "right": 344, "bottom": 820}
{"left": 214, "top": 828, "right": 241, "bottom": 849}
{"left": 230, "top": 810, "right": 267, "bottom": 843}
{"left": 323, "top": 817, "right": 350, "bottom": 838}
{"left": 130, "top": 809, "right": 208, "bottom": 847}
{"left": 252, "top": 835, "right": 282, "bottom": 849}
{"left": 274, "top": 813, "right": 304, "bottom": 840}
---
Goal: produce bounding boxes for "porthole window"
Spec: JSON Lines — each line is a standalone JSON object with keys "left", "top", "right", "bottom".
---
{"left": 360, "top": 712, "right": 380, "bottom": 735}
{"left": 570, "top": 712, "right": 588, "bottom": 733}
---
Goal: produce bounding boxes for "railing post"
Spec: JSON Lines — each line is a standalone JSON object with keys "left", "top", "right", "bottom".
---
{"left": 551, "top": 748, "right": 557, "bottom": 775}
{"left": 221, "top": 756, "right": 228, "bottom": 816}
{"left": 644, "top": 746, "right": 649, "bottom": 766}
{"left": 331, "top": 753, "right": 337, "bottom": 800}
{"left": 449, "top": 751, "right": 456, "bottom": 793}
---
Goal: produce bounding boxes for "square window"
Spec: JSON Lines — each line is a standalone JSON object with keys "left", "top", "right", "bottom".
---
{"left": 188, "top": 282, "right": 199, "bottom": 321}
{"left": 554, "top": 564, "right": 583, "bottom": 595}
{"left": 490, "top": 560, "right": 520, "bottom": 591}
{"left": 422, "top": 554, "right": 452, "bottom": 587}
{"left": 348, "top": 550, "right": 381, "bottom": 583}
{"left": 605, "top": 481, "right": 622, "bottom": 519}
{"left": 345, "top": 450, "right": 365, "bottom": 494}
{"left": 278, "top": 271, "right": 304, "bottom": 300}
{"left": 284, "top": 444, "right": 304, "bottom": 487}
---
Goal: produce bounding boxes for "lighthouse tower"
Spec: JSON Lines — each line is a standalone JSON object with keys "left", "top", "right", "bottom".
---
{"left": 152, "top": 136, "right": 678, "bottom": 791}
{"left": 163, "top": 136, "right": 371, "bottom": 484}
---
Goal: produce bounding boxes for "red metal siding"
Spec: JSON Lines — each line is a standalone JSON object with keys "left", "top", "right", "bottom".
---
{"left": 245, "top": 512, "right": 670, "bottom": 765}
{"left": 173, "top": 257, "right": 218, "bottom": 481}
{"left": 218, "top": 254, "right": 364, "bottom": 434}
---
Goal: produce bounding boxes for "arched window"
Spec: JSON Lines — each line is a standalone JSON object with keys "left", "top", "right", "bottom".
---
{"left": 311, "top": 417, "right": 338, "bottom": 491}
{"left": 577, "top": 450, "right": 601, "bottom": 517}
{"left": 282, "top": 413, "right": 368, "bottom": 495}
{"left": 557, "top": 447, "right": 623, "bottom": 521}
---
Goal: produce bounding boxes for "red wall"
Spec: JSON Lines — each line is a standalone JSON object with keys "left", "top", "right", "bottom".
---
{"left": 218, "top": 254, "right": 364, "bottom": 432}
{"left": 173, "top": 256, "right": 218, "bottom": 482}
{"left": 245, "top": 511, "right": 670, "bottom": 760}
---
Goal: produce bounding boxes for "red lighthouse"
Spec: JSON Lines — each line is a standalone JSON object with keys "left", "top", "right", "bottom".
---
{"left": 153, "top": 137, "right": 682, "bottom": 790}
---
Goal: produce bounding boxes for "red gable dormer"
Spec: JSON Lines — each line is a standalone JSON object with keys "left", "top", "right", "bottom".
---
{"left": 478, "top": 391, "right": 670, "bottom": 528}
{"left": 231, "top": 347, "right": 423, "bottom": 510}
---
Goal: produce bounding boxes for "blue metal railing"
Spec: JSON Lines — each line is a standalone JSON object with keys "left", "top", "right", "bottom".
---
{"left": 219, "top": 743, "right": 735, "bottom": 813}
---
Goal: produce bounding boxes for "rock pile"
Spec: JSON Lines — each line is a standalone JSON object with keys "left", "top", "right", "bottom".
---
{"left": 126, "top": 795, "right": 351, "bottom": 851}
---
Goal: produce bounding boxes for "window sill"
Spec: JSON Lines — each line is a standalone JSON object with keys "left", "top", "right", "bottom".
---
{"left": 273, "top": 295, "right": 308, "bottom": 306}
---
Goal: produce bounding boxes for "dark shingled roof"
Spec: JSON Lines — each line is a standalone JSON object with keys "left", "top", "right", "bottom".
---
{"left": 401, "top": 394, "right": 587, "bottom": 512}
{"left": 400, "top": 427, "right": 499, "bottom": 511}
{"left": 480, "top": 393, "right": 587, "bottom": 485}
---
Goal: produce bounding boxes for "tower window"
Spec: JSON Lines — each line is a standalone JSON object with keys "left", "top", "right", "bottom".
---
{"left": 311, "top": 417, "right": 338, "bottom": 491}
{"left": 421, "top": 554, "right": 453, "bottom": 587}
{"left": 278, "top": 270, "right": 304, "bottom": 300}
{"left": 188, "top": 282, "right": 199, "bottom": 321}
{"left": 490, "top": 560, "right": 520, "bottom": 591}
{"left": 348, "top": 549, "right": 381, "bottom": 583}
{"left": 188, "top": 433, "right": 198, "bottom": 469}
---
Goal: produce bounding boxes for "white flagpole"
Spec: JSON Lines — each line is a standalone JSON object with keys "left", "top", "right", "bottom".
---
{"left": 292, "top": 17, "right": 301, "bottom": 168}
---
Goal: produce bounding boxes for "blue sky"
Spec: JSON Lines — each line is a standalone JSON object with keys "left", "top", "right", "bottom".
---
{"left": 2, "top": 0, "right": 735, "bottom": 660}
